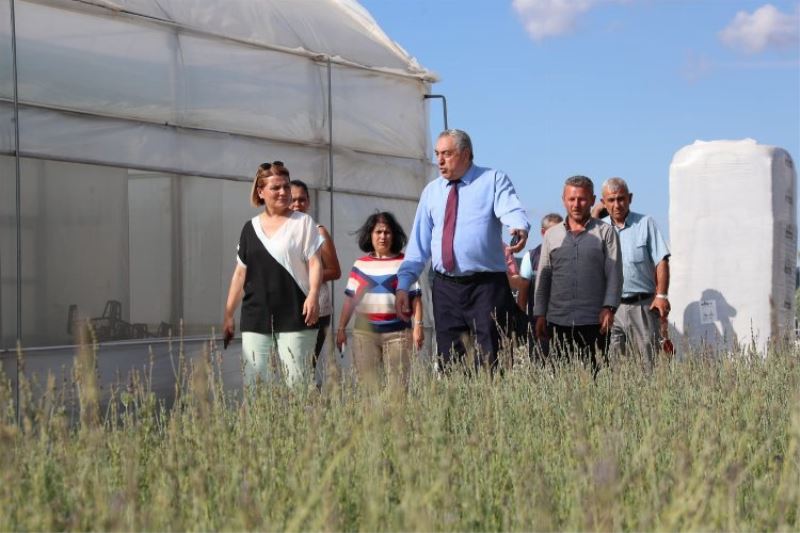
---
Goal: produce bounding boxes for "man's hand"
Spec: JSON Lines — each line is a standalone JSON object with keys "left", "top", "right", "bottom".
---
{"left": 395, "top": 289, "right": 411, "bottom": 321}
{"left": 508, "top": 229, "right": 528, "bottom": 254}
{"left": 591, "top": 202, "right": 608, "bottom": 219}
{"left": 535, "top": 316, "right": 548, "bottom": 340}
{"left": 650, "top": 297, "right": 670, "bottom": 319}
{"left": 599, "top": 307, "right": 615, "bottom": 335}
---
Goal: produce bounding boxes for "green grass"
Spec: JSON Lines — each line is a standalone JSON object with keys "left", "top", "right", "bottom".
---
{"left": 1, "top": 341, "right": 799, "bottom": 531}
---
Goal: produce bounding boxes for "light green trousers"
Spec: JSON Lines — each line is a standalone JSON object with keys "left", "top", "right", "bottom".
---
{"left": 241, "top": 330, "right": 317, "bottom": 387}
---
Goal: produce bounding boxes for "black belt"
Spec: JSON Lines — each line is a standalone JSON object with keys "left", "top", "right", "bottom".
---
{"left": 433, "top": 270, "right": 503, "bottom": 285}
{"left": 620, "top": 293, "right": 654, "bottom": 304}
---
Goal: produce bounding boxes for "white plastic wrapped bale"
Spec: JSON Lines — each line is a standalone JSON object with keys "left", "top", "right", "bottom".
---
{"left": 669, "top": 139, "right": 797, "bottom": 355}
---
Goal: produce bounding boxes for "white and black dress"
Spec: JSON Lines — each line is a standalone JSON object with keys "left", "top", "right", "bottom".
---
{"left": 236, "top": 212, "right": 324, "bottom": 334}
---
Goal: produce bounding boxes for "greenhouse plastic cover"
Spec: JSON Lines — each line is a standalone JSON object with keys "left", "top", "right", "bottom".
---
{"left": 669, "top": 139, "right": 797, "bottom": 355}
{"left": 0, "top": 0, "right": 439, "bottom": 359}
{"left": 0, "top": 0, "right": 437, "bottom": 172}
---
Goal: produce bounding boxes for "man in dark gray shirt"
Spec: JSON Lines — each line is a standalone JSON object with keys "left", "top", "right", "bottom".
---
{"left": 534, "top": 175, "right": 622, "bottom": 372}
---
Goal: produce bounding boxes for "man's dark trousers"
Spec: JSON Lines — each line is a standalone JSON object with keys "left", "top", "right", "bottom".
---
{"left": 432, "top": 271, "right": 521, "bottom": 370}
{"left": 548, "top": 323, "right": 609, "bottom": 375}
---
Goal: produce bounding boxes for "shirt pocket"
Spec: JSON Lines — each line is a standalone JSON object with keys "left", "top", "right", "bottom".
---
{"left": 631, "top": 238, "right": 648, "bottom": 263}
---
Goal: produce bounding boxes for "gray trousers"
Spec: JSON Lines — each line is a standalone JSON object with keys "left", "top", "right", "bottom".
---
{"left": 610, "top": 296, "right": 661, "bottom": 365}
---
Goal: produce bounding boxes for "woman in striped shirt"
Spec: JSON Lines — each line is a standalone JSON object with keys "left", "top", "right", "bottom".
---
{"left": 336, "top": 212, "right": 423, "bottom": 389}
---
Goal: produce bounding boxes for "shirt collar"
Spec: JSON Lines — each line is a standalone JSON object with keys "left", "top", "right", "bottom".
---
{"left": 440, "top": 163, "right": 478, "bottom": 186}
{"left": 563, "top": 216, "right": 597, "bottom": 233}
{"left": 618, "top": 211, "right": 641, "bottom": 229}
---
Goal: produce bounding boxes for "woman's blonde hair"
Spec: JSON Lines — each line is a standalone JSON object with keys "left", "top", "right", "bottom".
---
{"left": 249, "top": 161, "right": 290, "bottom": 207}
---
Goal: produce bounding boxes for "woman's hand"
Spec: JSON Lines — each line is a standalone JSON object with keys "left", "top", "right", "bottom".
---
{"left": 302, "top": 294, "right": 319, "bottom": 326}
{"left": 222, "top": 316, "right": 235, "bottom": 348}
{"left": 223, "top": 263, "right": 246, "bottom": 349}
{"left": 413, "top": 323, "right": 424, "bottom": 350}
{"left": 336, "top": 328, "right": 347, "bottom": 352}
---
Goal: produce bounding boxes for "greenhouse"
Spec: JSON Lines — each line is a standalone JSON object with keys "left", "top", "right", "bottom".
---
{"left": 0, "top": 0, "right": 437, "bottom": 391}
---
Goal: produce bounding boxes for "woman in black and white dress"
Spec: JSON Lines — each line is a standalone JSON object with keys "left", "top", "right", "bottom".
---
{"left": 223, "top": 162, "right": 323, "bottom": 387}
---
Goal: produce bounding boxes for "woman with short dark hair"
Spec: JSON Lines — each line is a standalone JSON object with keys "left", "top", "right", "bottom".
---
{"left": 336, "top": 212, "right": 423, "bottom": 389}
{"left": 289, "top": 178, "right": 342, "bottom": 376}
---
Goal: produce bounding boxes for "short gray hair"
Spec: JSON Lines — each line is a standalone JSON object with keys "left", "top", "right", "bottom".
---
{"left": 541, "top": 213, "right": 563, "bottom": 231}
{"left": 438, "top": 129, "right": 474, "bottom": 161}
{"left": 602, "top": 177, "right": 629, "bottom": 195}
{"left": 564, "top": 175, "right": 594, "bottom": 195}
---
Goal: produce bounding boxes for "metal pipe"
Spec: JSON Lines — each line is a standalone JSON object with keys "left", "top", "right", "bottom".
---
{"left": 10, "top": 0, "right": 21, "bottom": 424}
{"left": 0, "top": 333, "right": 228, "bottom": 355}
{"left": 326, "top": 57, "right": 336, "bottom": 366}
{"left": 424, "top": 94, "right": 448, "bottom": 131}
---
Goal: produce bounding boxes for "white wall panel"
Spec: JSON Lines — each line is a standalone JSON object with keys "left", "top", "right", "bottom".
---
{"left": 21, "top": 159, "right": 129, "bottom": 346}
{"left": 332, "top": 66, "right": 428, "bottom": 158}
{"left": 0, "top": 155, "right": 16, "bottom": 348}
{"left": 0, "top": 0, "right": 11, "bottom": 100}
{"left": 669, "top": 139, "right": 797, "bottom": 355}
{"left": 0, "top": 102, "right": 13, "bottom": 153}
{"left": 333, "top": 148, "right": 433, "bottom": 197}
{"left": 179, "top": 34, "right": 325, "bottom": 142}
{"left": 16, "top": 1, "right": 177, "bottom": 123}
{"left": 16, "top": 105, "right": 329, "bottom": 181}
{"left": 128, "top": 173, "right": 173, "bottom": 329}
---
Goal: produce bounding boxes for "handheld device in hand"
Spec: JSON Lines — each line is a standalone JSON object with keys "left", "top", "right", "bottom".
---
{"left": 509, "top": 234, "right": 520, "bottom": 247}
{"left": 223, "top": 330, "right": 233, "bottom": 349}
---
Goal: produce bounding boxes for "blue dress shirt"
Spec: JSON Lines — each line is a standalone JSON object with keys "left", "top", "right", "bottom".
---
{"left": 398, "top": 164, "right": 530, "bottom": 291}
{"left": 520, "top": 249, "right": 535, "bottom": 280}
{"left": 603, "top": 211, "right": 670, "bottom": 298}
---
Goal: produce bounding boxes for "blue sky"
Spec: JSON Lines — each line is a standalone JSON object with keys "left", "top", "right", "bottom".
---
{"left": 360, "top": 0, "right": 800, "bottom": 249}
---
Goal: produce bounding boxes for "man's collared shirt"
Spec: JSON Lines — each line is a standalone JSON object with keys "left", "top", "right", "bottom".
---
{"left": 520, "top": 248, "right": 536, "bottom": 281}
{"left": 397, "top": 164, "right": 530, "bottom": 291}
{"left": 603, "top": 211, "right": 670, "bottom": 298}
{"left": 533, "top": 218, "right": 622, "bottom": 326}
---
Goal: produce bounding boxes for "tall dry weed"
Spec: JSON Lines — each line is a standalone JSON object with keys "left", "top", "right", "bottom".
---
{"left": 0, "top": 336, "right": 798, "bottom": 530}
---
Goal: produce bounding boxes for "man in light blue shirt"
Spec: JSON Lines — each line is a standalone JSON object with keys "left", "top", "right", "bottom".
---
{"left": 395, "top": 129, "right": 530, "bottom": 370}
{"left": 601, "top": 177, "right": 671, "bottom": 364}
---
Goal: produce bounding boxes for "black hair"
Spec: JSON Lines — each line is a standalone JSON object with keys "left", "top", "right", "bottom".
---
{"left": 290, "top": 179, "right": 310, "bottom": 198}
{"left": 356, "top": 211, "right": 407, "bottom": 255}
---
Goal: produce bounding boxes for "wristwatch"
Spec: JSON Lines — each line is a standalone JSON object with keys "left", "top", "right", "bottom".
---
{"left": 655, "top": 294, "right": 669, "bottom": 299}
{"left": 603, "top": 305, "right": 617, "bottom": 312}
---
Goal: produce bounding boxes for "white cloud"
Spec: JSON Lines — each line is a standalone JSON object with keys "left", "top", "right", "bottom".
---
{"left": 512, "top": 0, "right": 602, "bottom": 41}
{"left": 719, "top": 4, "right": 800, "bottom": 54}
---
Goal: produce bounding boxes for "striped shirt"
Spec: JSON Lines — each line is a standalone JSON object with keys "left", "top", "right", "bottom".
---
{"left": 344, "top": 254, "right": 421, "bottom": 333}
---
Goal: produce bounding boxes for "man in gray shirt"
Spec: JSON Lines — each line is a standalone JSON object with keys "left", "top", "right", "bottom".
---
{"left": 534, "top": 175, "right": 622, "bottom": 371}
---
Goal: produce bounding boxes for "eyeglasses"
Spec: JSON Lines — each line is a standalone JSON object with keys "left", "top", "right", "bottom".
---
{"left": 260, "top": 160, "right": 284, "bottom": 170}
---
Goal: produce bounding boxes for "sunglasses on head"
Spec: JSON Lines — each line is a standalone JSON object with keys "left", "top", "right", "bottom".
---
{"left": 260, "top": 160, "right": 284, "bottom": 170}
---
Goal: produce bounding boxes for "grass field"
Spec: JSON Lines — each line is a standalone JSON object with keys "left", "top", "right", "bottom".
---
{"left": 1, "top": 341, "right": 798, "bottom": 531}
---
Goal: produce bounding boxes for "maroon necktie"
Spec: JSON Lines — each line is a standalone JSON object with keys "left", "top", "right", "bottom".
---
{"left": 441, "top": 179, "right": 460, "bottom": 272}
